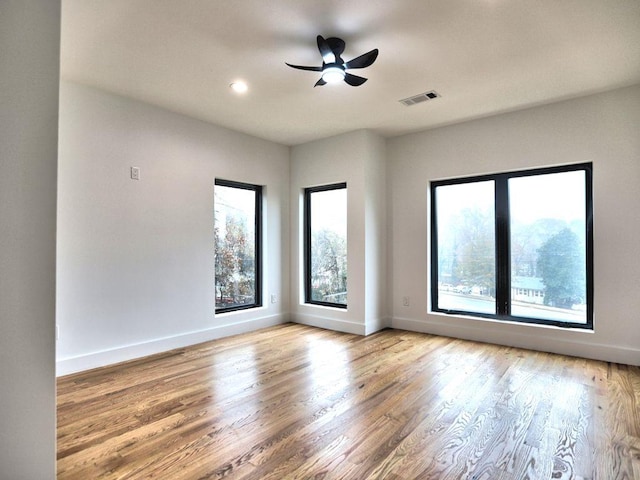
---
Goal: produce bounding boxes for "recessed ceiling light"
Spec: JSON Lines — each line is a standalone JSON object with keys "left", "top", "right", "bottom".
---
{"left": 229, "top": 81, "right": 248, "bottom": 94}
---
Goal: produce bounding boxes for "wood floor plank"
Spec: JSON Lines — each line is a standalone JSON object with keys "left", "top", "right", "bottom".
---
{"left": 57, "top": 323, "right": 640, "bottom": 480}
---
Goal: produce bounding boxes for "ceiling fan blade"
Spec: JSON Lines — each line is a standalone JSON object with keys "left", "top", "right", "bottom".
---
{"left": 314, "top": 78, "right": 327, "bottom": 87}
{"left": 344, "top": 49, "right": 379, "bottom": 70}
{"left": 316, "top": 35, "right": 335, "bottom": 63}
{"left": 326, "top": 37, "right": 346, "bottom": 62}
{"left": 286, "top": 63, "right": 323, "bottom": 72}
{"left": 344, "top": 73, "right": 368, "bottom": 86}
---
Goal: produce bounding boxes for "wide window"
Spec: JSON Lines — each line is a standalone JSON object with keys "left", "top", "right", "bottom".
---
{"left": 304, "top": 183, "right": 347, "bottom": 308}
{"left": 430, "top": 163, "right": 593, "bottom": 329}
{"left": 214, "top": 179, "right": 262, "bottom": 313}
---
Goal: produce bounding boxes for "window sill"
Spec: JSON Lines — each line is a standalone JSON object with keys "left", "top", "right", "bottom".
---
{"left": 428, "top": 309, "right": 594, "bottom": 334}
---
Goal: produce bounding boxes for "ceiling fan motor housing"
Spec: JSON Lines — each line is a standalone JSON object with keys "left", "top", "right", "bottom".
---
{"left": 286, "top": 35, "right": 378, "bottom": 87}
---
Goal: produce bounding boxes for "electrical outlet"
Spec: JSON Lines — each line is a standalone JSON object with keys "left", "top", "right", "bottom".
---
{"left": 130, "top": 166, "right": 140, "bottom": 180}
{"left": 270, "top": 294, "right": 277, "bottom": 304}
{"left": 402, "top": 296, "right": 410, "bottom": 307}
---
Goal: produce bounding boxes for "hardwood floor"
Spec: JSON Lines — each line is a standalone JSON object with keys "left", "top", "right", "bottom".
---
{"left": 57, "top": 323, "right": 640, "bottom": 479}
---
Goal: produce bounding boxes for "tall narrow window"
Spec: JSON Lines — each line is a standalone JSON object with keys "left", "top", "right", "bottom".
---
{"left": 304, "top": 183, "right": 347, "bottom": 308}
{"left": 431, "top": 163, "right": 593, "bottom": 329}
{"left": 214, "top": 179, "right": 262, "bottom": 313}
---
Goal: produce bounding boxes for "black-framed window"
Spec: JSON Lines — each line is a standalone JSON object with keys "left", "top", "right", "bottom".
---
{"left": 304, "top": 182, "right": 347, "bottom": 308}
{"left": 430, "top": 163, "right": 593, "bottom": 329}
{"left": 214, "top": 179, "right": 262, "bottom": 313}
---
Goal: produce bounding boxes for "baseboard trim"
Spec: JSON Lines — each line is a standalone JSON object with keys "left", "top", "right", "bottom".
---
{"left": 292, "top": 313, "right": 367, "bottom": 335}
{"left": 57, "top": 313, "right": 638, "bottom": 376}
{"left": 392, "top": 316, "right": 640, "bottom": 366}
{"left": 56, "top": 314, "right": 287, "bottom": 376}
{"left": 365, "top": 316, "right": 391, "bottom": 335}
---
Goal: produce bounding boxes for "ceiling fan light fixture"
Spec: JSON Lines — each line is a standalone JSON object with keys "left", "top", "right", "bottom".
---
{"left": 321, "top": 66, "right": 345, "bottom": 84}
{"left": 286, "top": 35, "right": 377, "bottom": 88}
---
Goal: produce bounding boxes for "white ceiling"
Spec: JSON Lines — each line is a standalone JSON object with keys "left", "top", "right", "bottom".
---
{"left": 61, "top": 0, "right": 640, "bottom": 146}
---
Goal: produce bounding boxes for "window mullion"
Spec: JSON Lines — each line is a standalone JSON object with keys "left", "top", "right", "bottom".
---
{"left": 495, "top": 176, "right": 510, "bottom": 316}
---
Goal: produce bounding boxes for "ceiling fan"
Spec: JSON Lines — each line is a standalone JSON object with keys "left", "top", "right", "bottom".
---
{"left": 286, "top": 35, "right": 379, "bottom": 87}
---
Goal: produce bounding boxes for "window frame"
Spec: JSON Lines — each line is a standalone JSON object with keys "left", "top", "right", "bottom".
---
{"left": 214, "top": 178, "right": 262, "bottom": 314}
{"left": 430, "top": 163, "right": 593, "bottom": 329}
{"left": 304, "top": 182, "right": 348, "bottom": 309}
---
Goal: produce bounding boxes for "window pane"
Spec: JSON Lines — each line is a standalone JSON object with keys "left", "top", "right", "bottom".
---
{"left": 509, "top": 171, "right": 587, "bottom": 324}
{"left": 434, "top": 181, "right": 496, "bottom": 314}
{"left": 308, "top": 186, "right": 347, "bottom": 306}
{"left": 215, "top": 183, "right": 259, "bottom": 311}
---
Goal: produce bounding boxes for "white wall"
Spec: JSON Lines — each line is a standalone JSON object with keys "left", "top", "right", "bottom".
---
{"left": 363, "top": 132, "right": 388, "bottom": 334}
{"left": 0, "top": 1, "right": 60, "bottom": 478}
{"left": 388, "top": 84, "right": 640, "bottom": 366}
{"left": 57, "top": 81, "right": 290, "bottom": 375}
{"left": 290, "top": 130, "right": 389, "bottom": 335}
